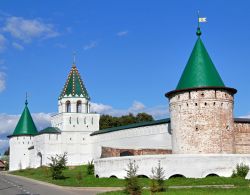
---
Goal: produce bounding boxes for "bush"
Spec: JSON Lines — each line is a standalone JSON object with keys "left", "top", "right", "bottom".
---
{"left": 232, "top": 163, "right": 250, "bottom": 178}
{"left": 87, "top": 160, "right": 94, "bottom": 175}
{"left": 4, "top": 160, "right": 9, "bottom": 171}
{"left": 150, "top": 161, "right": 166, "bottom": 193}
{"left": 124, "top": 160, "right": 142, "bottom": 195}
{"left": 48, "top": 152, "right": 67, "bottom": 179}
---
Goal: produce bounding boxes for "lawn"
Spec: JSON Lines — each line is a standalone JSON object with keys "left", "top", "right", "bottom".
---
{"left": 10, "top": 165, "right": 250, "bottom": 188}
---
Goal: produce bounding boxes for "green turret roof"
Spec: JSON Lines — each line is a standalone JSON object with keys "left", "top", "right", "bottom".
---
{"left": 10, "top": 100, "right": 38, "bottom": 137}
{"left": 176, "top": 28, "right": 225, "bottom": 90}
{"left": 38, "top": 127, "right": 61, "bottom": 135}
{"left": 59, "top": 64, "right": 90, "bottom": 100}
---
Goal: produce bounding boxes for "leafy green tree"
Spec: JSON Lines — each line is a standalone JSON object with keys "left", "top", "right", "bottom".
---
{"left": 124, "top": 160, "right": 142, "bottom": 195}
{"left": 48, "top": 153, "right": 67, "bottom": 179}
{"left": 4, "top": 147, "right": 9, "bottom": 156}
{"left": 136, "top": 113, "right": 153, "bottom": 123}
{"left": 100, "top": 113, "right": 154, "bottom": 130}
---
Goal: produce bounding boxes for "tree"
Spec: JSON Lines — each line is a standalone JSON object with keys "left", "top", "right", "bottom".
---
{"left": 150, "top": 161, "right": 166, "bottom": 193}
{"left": 136, "top": 113, "right": 153, "bottom": 123}
{"left": 48, "top": 153, "right": 67, "bottom": 179}
{"left": 124, "top": 160, "right": 142, "bottom": 195}
{"left": 87, "top": 160, "right": 94, "bottom": 175}
{"left": 4, "top": 147, "right": 9, "bottom": 156}
{"left": 100, "top": 113, "right": 154, "bottom": 130}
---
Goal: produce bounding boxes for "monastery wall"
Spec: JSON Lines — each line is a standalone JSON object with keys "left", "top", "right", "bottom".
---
{"left": 234, "top": 122, "right": 250, "bottom": 153}
{"left": 169, "top": 89, "right": 235, "bottom": 154}
{"left": 90, "top": 122, "right": 172, "bottom": 160}
{"left": 94, "top": 154, "right": 250, "bottom": 179}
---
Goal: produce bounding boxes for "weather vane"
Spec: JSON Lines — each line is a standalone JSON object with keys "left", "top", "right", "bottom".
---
{"left": 196, "top": 10, "right": 207, "bottom": 36}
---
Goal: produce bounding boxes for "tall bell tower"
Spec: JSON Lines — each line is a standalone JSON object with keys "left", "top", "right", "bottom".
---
{"left": 51, "top": 62, "right": 100, "bottom": 132}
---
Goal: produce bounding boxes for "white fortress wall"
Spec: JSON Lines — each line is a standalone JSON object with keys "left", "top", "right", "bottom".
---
{"left": 89, "top": 121, "right": 172, "bottom": 160}
{"left": 95, "top": 154, "right": 250, "bottom": 179}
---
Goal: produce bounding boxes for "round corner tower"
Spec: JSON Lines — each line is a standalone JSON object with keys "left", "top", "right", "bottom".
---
{"left": 8, "top": 100, "right": 38, "bottom": 170}
{"left": 166, "top": 28, "right": 237, "bottom": 154}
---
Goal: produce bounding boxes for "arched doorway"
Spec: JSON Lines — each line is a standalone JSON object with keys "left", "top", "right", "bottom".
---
{"left": 37, "top": 152, "right": 42, "bottom": 167}
{"left": 120, "top": 151, "right": 134, "bottom": 157}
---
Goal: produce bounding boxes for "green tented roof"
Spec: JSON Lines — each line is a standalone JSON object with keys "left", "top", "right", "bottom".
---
{"left": 176, "top": 33, "right": 225, "bottom": 90}
{"left": 10, "top": 101, "right": 38, "bottom": 137}
{"left": 59, "top": 64, "right": 90, "bottom": 100}
{"left": 38, "top": 127, "right": 61, "bottom": 135}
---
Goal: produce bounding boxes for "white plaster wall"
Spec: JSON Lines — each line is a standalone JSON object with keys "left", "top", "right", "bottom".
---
{"left": 94, "top": 154, "right": 250, "bottom": 179}
{"left": 51, "top": 113, "right": 100, "bottom": 132}
{"left": 9, "top": 136, "right": 34, "bottom": 171}
{"left": 31, "top": 134, "right": 62, "bottom": 168}
{"left": 90, "top": 123, "right": 171, "bottom": 160}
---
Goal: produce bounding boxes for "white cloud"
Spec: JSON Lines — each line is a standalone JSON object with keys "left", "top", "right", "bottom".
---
{"left": 0, "top": 34, "right": 6, "bottom": 52}
{"left": 3, "top": 16, "right": 59, "bottom": 42}
{"left": 83, "top": 41, "right": 98, "bottom": 50}
{"left": 91, "top": 101, "right": 168, "bottom": 119}
{"left": 117, "top": 30, "right": 128, "bottom": 37}
{"left": 239, "top": 114, "right": 250, "bottom": 118}
{"left": 0, "top": 72, "right": 6, "bottom": 92}
{"left": 12, "top": 42, "right": 24, "bottom": 50}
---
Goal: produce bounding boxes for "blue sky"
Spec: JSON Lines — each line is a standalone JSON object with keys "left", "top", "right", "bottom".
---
{"left": 1, "top": 0, "right": 250, "bottom": 153}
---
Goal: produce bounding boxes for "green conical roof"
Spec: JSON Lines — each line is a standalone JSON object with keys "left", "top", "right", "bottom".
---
{"left": 176, "top": 30, "right": 225, "bottom": 90}
{"left": 11, "top": 101, "right": 38, "bottom": 136}
{"left": 59, "top": 64, "right": 90, "bottom": 100}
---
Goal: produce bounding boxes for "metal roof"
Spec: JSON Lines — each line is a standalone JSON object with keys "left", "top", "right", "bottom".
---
{"left": 91, "top": 118, "right": 170, "bottom": 136}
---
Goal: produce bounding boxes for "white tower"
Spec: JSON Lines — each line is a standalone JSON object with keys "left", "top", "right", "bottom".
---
{"left": 51, "top": 62, "right": 100, "bottom": 165}
{"left": 8, "top": 100, "right": 38, "bottom": 171}
{"left": 51, "top": 63, "right": 100, "bottom": 132}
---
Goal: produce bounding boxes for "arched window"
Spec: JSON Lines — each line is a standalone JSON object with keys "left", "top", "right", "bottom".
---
{"left": 66, "top": 101, "right": 71, "bottom": 113}
{"left": 77, "top": 101, "right": 82, "bottom": 113}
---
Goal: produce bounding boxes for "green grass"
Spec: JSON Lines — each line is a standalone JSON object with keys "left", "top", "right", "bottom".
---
{"left": 10, "top": 165, "right": 250, "bottom": 188}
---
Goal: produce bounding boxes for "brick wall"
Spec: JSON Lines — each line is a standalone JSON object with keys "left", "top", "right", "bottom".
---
{"left": 101, "top": 147, "right": 171, "bottom": 158}
{"left": 234, "top": 122, "right": 250, "bottom": 153}
{"left": 168, "top": 89, "right": 235, "bottom": 154}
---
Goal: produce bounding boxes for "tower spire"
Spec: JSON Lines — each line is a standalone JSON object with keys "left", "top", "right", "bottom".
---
{"left": 25, "top": 92, "right": 28, "bottom": 106}
{"left": 196, "top": 10, "right": 202, "bottom": 36}
{"left": 73, "top": 51, "right": 76, "bottom": 67}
